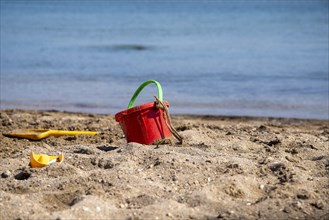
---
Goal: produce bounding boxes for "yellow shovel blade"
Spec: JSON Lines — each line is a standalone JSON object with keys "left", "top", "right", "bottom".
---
{"left": 3, "top": 129, "right": 97, "bottom": 140}
{"left": 30, "top": 151, "right": 64, "bottom": 168}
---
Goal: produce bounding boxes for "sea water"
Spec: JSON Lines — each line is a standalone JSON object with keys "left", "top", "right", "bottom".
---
{"left": 1, "top": 1, "right": 328, "bottom": 119}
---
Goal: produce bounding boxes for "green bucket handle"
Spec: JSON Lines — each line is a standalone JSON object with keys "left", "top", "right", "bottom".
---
{"left": 127, "top": 80, "right": 163, "bottom": 109}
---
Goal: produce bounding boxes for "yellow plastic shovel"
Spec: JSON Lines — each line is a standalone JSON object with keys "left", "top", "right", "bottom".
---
{"left": 3, "top": 129, "right": 97, "bottom": 140}
{"left": 30, "top": 151, "right": 64, "bottom": 168}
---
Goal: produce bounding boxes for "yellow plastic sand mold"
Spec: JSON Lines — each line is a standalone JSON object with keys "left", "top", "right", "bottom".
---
{"left": 3, "top": 129, "right": 97, "bottom": 140}
{"left": 30, "top": 152, "right": 64, "bottom": 168}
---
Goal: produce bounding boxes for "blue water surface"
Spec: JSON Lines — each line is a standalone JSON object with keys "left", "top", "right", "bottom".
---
{"left": 1, "top": 1, "right": 328, "bottom": 119}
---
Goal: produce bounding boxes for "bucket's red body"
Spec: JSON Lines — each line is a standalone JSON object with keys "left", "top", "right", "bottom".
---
{"left": 115, "top": 101, "right": 171, "bottom": 145}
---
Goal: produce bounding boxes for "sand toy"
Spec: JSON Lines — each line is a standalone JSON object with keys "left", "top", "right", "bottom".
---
{"left": 3, "top": 129, "right": 97, "bottom": 140}
{"left": 30, "top": 151, "right": 64, "bottom": 168}
{"left": 115, "top": 80, "right": 183, "bottom": 145}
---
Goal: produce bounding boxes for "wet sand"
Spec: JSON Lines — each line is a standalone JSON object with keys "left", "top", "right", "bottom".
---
{"left": 0, "top": 109, "right": 328, "bottom": 219}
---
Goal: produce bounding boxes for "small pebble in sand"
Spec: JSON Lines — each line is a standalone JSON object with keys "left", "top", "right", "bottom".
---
{"left": 82, "top": 206, "right": 90, "bottom": 211}
{"left": 269, "top": 162, "right": 285, "bottom": 172}
{"left": 292, "top": 201, "right": 303, "bottom": 209}
{"left": 1, "top": 170, "right": 11, "bottom": 178}
{"left": 166, "top": 213, "right": 173, "bottom": 217}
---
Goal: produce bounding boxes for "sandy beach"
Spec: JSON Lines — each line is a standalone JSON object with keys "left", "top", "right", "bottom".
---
{"left": 0, "top": 109, "right": 328, "bottom": 219}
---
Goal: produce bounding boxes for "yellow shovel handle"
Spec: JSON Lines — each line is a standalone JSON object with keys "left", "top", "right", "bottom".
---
{"left": 35, "top": 130, "right": 97, "bottom": 139}
{"left": 49, "top": 130, "right": 98, "bottom": 136}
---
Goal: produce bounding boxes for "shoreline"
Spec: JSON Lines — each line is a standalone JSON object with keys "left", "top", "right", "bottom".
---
{"left": 1, "top": 109, "right": 328, "bottom": 219}
{"left": 1, "top": 108, "right": 328, "bottom": 122}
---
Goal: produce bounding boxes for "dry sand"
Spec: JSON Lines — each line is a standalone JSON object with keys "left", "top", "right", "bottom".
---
{"left": 0, "top": 109, "right": 328, "bottom": 219}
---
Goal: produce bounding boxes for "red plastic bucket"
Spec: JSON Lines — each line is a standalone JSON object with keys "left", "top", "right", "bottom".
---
{"left": 115, "top": 80, "right": 172, "bottom": 145}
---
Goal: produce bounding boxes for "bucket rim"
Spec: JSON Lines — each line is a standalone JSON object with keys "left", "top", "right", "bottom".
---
{"left": 115, "top": 100, "right": 169, "bottom": 122}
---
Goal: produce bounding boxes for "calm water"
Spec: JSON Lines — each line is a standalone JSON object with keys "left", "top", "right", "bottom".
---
{"left": 1, "top": 1, "right": 328, "bottom": 119}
